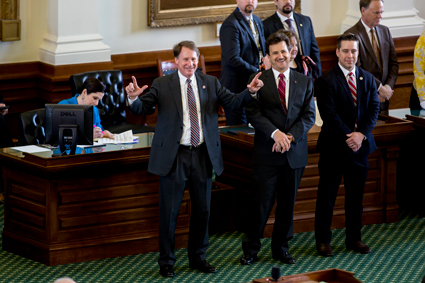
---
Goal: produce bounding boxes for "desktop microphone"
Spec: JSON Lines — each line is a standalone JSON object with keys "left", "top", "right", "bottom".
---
{"left": 271, "top": 266, "right": 280, "bottom": 282}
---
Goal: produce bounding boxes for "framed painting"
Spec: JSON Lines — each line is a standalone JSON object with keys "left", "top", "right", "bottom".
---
{"left": 148, "top": 0, "right": 301, "bottom": 28}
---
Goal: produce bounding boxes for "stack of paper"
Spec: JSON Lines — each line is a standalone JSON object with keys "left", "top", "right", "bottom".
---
{"left": 97, "top": 130, "right": 138, "bottom": 144}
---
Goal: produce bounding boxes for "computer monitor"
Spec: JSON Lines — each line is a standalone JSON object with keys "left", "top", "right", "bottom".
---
{"left": 44, "top": 104, "right": 93, "bottom": 155}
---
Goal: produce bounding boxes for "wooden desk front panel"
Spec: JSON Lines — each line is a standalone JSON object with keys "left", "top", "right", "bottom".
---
{"left": 217, "top": 117, "right": 413, "bottom": 235}
{"left": 1, "top": 151, "right": 191, "bottom": 265}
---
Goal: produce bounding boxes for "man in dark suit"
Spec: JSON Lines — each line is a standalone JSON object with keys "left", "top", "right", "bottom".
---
{"left": 240, "top": 32, "right": 315, "bottom": 265}
{"left": 125, "top": 41, "right": 263, "bottom": 277}
{"left": 263, "top": 0, "right": 321, "bottom": 77}
{"left": 314, "top": 34, "right": 380, "bottom": 257}
{"left": 219, "top": 0, "right": 266, "bottom": 125}
{"left": 345, "top": 0, "right": 398, "bottom": 114}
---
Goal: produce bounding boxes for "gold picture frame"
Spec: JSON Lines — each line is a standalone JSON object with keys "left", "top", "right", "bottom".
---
{"left": 148, "top": 0, "right": 301, "bottom": 28}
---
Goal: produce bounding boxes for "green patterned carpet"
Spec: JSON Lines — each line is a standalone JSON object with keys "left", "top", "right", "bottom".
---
{"left": 0, "top": 203, "right": 424, "bottom": 283}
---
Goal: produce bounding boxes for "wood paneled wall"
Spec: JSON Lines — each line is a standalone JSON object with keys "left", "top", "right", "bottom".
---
{"left": 0, "top": 35, "right": 418, "bottom": 139}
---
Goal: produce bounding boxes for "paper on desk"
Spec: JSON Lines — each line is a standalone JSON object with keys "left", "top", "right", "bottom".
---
{"left": 77, "top": 142, "right": 106, "bottom": 148}
{"left": 11, "top": 145, "right": 52, "bottom": 153}
{"left": 97, "top": 130, "right": 138, "bottom": 144}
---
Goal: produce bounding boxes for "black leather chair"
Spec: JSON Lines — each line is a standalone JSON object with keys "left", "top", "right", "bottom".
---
{"left": 69, "top": 70, "right": 155, "bottom": 134}
{"left": 18, "top": 108, "right": 46, "bottom": 145}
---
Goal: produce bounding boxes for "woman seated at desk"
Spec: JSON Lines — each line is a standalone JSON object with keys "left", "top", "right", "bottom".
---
{"left": 59, "top": 77, "right": 114, "bottom": 139}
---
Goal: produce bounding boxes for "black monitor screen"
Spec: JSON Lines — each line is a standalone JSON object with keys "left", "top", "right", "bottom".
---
{"left": 44, "top": 104, "right": 93, "bottom": 154}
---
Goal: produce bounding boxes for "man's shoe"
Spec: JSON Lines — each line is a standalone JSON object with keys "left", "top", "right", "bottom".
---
{"left": 272, "top": 251, "right": 296, "bottom": 264}
{"left": 345, "top": 240, "right": 371, "bottom": 254}
{"left": 159, "top": 265, "right": 174, "bottom": 277}
{"left": 240, "top": 254, "right": 258, "bottom": 265}
{"left": 189, "top": 260, "right": 217, "bottom": 273}
{"left": 316, "top": 243, "right": 334, "bottom": 257}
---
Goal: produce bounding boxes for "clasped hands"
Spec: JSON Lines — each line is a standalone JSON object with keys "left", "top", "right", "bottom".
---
{"left": 272, "top": 130, "right": 293, "bottom": 153}
{"left": 378, "top": 85, "right": 393, "bottom": 103}
{"left": 346, "top": 132, "right": 364, "bottom": 152}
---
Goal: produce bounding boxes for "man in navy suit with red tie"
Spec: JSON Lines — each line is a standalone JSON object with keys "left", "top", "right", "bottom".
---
{"left": 240, "top": 32, "right": 315, "bottom": 265}
{"left": 314, "top": 33, "right": 379, "bottom": 257}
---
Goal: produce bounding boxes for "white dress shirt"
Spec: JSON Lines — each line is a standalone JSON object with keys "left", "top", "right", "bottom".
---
{"left": 271, "top": 67, "right": 291, "bottom": 138}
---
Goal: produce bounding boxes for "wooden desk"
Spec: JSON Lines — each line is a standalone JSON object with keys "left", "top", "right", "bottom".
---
{"left": 217, "top": 115, "right": 414, "bottom": 235}
{"left": 0, "top": 133, "right": 195, "bottom": 266}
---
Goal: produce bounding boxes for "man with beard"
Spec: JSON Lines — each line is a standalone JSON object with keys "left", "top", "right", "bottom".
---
{"left": 219, "top": 0, "right": 266, "bottom": 125}
{"left": 240, "top": 32, "right": 315, "bottom": 265}
{"left": 345, "top": 0, "right": 398, "bottom": 114}
{"left": 263, "top": 0, "right": 321, "bottom": 77}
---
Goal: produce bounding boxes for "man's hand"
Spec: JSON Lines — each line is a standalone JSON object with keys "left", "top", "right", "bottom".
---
{"left": 126, "top": 76, "right": 149, "bottom": 99}
{"left": 0, "top": 103, "right": 8, "bottom": 116}
{"left": 272, "top": 130, "right": 291, "bottom": 153}
{"left": 378, "top": 85, "right": 393, "bottom": 101}
{"left": 346, "top": 132, "right": 364, "bottom": 152}
{"left": 103, "top": 130, "right": 114, "bottom": 139}
{"left": 247, "top": 72, "right": 264, "bottom": 93}
{"left": 262, "top": 55, "right": 271, "bottom": 70}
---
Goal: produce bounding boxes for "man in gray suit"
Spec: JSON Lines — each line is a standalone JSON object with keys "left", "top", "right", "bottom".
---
{"left": 240, "top": 32, "right": 315, "bottom": 265}
{"left": 125, "top": 40, "right": 263, "bottom": 277}
{"left": 345, "top": 0, "right": 398, "bottom": 114}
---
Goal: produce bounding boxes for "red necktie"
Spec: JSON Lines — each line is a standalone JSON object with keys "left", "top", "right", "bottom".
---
{"left": 348, "top": 72, "right": 358, "bottom": 130}
{"left": 187, "top": 79, "right": 200, "bottom": 147}
{"left": 278, "top": 73, "right": 287, "bottom": 114}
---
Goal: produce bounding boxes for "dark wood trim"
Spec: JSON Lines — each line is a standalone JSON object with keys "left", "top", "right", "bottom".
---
{"left": 0, "top": 35, "right": 418, "bottom": 138}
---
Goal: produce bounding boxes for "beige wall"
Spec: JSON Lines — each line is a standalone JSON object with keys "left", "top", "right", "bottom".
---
{"left": 0, "top": 0, "right": 423, "bottom": 64}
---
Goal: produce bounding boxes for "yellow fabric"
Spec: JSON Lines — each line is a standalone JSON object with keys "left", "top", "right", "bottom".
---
{"left": 413, "top": 31, "right": 425, "bottom": 103}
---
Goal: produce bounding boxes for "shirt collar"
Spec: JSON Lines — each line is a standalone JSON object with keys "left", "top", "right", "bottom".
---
{"left": 361, "top": 19, "right": 373, "bottom": 33}
{"left": 272, "top": 67, "right": 291, "bottom": 80}
{"left": 276, "top": 11, "right": 294, "bottom": 23}
{"left": 338, "top": 63, "right": 356, "bottom": 78}
{"left": 178, "top": 70, "right": 196, "bottom": 84}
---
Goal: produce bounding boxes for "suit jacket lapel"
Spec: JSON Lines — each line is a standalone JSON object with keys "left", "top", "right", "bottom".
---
{"left": 265, "top": 69, "right": 288, "bottom": 118}
{"left": 355, "top": 67, "right": 363, "bottom": 113}
{"left": 195, "top": 73, "right": 208, "bottom": 124}
{"left": 375, "top": 25, "right": 387, "bottom": 68}
{"left": 357, "top": 20, "right": 380, "bottom": 67}
{"left": 235, "top": 9, "right": 258, "bottom": 51}
{"left": 286, "top": 70, "right": 298, "bottom": 118}
{"left": 273, "top": 13, "right": 284, "bottom": 34}
{"left": 293, "top": 13, "right": 305, "bottom": 55}
{"left": 335, "top": 66, "right": 357, "bottom": 113}
{"left": 254, "top": 17, "right": 266, "bottom": 53}
{"left": 170, "top": 72, "right": 183, "bottom": 122}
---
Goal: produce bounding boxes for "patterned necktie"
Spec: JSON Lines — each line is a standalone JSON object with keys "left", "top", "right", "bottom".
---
{"left": 285, "top": 18, "right": 296, "bottom": 33}
{"left": 278, "top": 73, "right": 288, "bottom": 114}
{"left": 249, "top": 18, "right": 263, "bottom": 62}
{"left": 348, "top": 72, "right": 358, "bottom": 130}
{"left": 187, "top": 79, "right": 200, "bottom": 147}
{"left": 370, "top": 29, "right": 382, "bottom": 70}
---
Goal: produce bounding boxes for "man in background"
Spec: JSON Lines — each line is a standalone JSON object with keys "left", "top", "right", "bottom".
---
{"left": 263, "top": 0, "right": 321, "bottom": 77}
{"left": 220, "top": 0, "right": 266, "bottom": 125}
{"left": 345, "top": 0, "right": 398, "bottom": 114}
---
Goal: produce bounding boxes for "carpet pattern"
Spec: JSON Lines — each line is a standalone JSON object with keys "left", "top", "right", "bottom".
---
{"left": 0, "top": 203, "right": 424, "bottom": 283}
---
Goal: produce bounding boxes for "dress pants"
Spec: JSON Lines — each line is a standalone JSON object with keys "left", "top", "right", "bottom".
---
{"left": 315, "top": 151, "right": 369, "bottom": 243}
{"left": 242, "top": 158, "right": 304, "bottom": 257}
{"left": 158, "top": 143, "right": 212, "bottom": 266}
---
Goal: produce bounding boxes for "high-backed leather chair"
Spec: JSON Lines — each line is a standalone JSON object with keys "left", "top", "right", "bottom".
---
{"left": 18, "top": 108, "right": 46, "bottom": 145}
{"left": 69, "top": 70, "right": 155, "bottom": 133}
